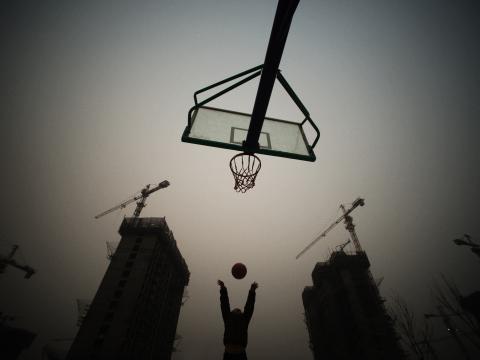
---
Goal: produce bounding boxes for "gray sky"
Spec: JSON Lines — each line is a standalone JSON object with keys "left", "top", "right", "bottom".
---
{"left": 1, "top": 0, "right": 479, "bottom": 358}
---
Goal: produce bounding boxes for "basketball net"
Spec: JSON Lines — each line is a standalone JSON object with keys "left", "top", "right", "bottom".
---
{"left": 229, "top": 153, "right": 261, "bottom": 193}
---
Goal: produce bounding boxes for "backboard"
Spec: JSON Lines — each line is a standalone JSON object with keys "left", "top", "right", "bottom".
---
{"left": 182, "top": 105, "right": 317, "bottom": 161}
{"left": 181, "top": 0, "right": 318, "bottom": 192}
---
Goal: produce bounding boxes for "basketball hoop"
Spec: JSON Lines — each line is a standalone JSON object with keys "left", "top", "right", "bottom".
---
{"left": 229, "top": 153, "right": 261, "bottom": 193}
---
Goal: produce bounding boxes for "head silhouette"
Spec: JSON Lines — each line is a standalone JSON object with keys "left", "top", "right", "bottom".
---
{"left": 232, "top": 308, "right": 242, "bottom": 315}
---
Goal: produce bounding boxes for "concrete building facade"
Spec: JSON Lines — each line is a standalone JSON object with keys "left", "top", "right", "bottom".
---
{"left": 67, "top": 217, "right": 189, "bottom": 360}
{"left": 303, "top": 251, "right": 404, "bottom": 360}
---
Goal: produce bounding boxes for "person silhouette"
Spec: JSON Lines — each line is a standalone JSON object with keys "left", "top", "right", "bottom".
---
{"left": 217, "top": 280, "right": 258, "bottom": 360}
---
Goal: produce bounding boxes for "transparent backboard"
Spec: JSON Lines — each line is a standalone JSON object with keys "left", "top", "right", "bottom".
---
{"left": 182, "top": 106, "right": 316, "bottom": 161}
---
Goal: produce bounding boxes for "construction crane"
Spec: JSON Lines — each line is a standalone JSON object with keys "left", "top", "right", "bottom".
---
{"left": 296, "top": 197, "right": 365, "bottom": 259}
{"left": 0, "top": 245, "right": 36, "bottom": 278}
{"left": 94, "top": 180, "right": 170, "bottom": 219}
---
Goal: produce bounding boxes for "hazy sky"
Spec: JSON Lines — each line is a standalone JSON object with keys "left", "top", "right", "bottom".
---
{"left": 1, "top": 1, "right": 479, "bottom": 359}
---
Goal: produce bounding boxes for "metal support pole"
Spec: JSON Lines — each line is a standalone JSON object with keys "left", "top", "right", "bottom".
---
{"left": 244, "top": 0, "right": 300, "bottom": 152}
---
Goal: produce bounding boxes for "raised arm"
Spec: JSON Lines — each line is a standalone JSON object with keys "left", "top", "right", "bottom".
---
{"left": 218, "top": 280, "right": 230, "bottom": 322}
{"left": 244, "top": 282, "right": 258, "bottom": 324}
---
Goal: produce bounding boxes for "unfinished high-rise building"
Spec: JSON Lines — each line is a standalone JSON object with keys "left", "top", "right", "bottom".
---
{"left": 66, "top": 217, "right": 189, "bottom": 360}
{"left": 0, "top": 322, "right": 36, "bottom": 360}
{"left": 303, "top": 250, "right": 404, "bottom": 360}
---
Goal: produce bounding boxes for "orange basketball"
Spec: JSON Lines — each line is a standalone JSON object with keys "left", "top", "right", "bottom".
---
{"left": 231, "top": 263, "right": 247, "bottom": 279}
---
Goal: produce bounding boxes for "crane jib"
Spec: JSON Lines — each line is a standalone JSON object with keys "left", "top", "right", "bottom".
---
{"left": 94, "top": 181, "right": 170, "bottom": 219}
{"left": 295, "top": 198, "right": 365, "bottom": 259}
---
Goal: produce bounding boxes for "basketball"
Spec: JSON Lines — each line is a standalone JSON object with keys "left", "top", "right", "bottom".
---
{"left": 231, "top": 263, "right": 247, "bottom": 279}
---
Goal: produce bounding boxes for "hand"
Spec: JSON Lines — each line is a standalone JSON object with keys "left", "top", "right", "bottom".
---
{"left": 217, "top": 280, "right": 225, "bottom": 288}
{"left": 250, "top": 282, "right": 258, "bottom": 290}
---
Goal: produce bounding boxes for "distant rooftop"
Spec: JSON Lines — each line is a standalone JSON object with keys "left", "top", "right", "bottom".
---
{"left": 312, "top": 250, "right": 370, "bottom": 276}
{"left": 119, "top": 217, "right": 190, "bottom": 284}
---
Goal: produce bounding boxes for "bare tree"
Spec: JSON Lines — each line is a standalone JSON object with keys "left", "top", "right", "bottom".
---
{"left": 390, "top": 295, "right": 438, "bottom": 359}
{"left": 431, "top": 275, "right": 480, "bottom": 350}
